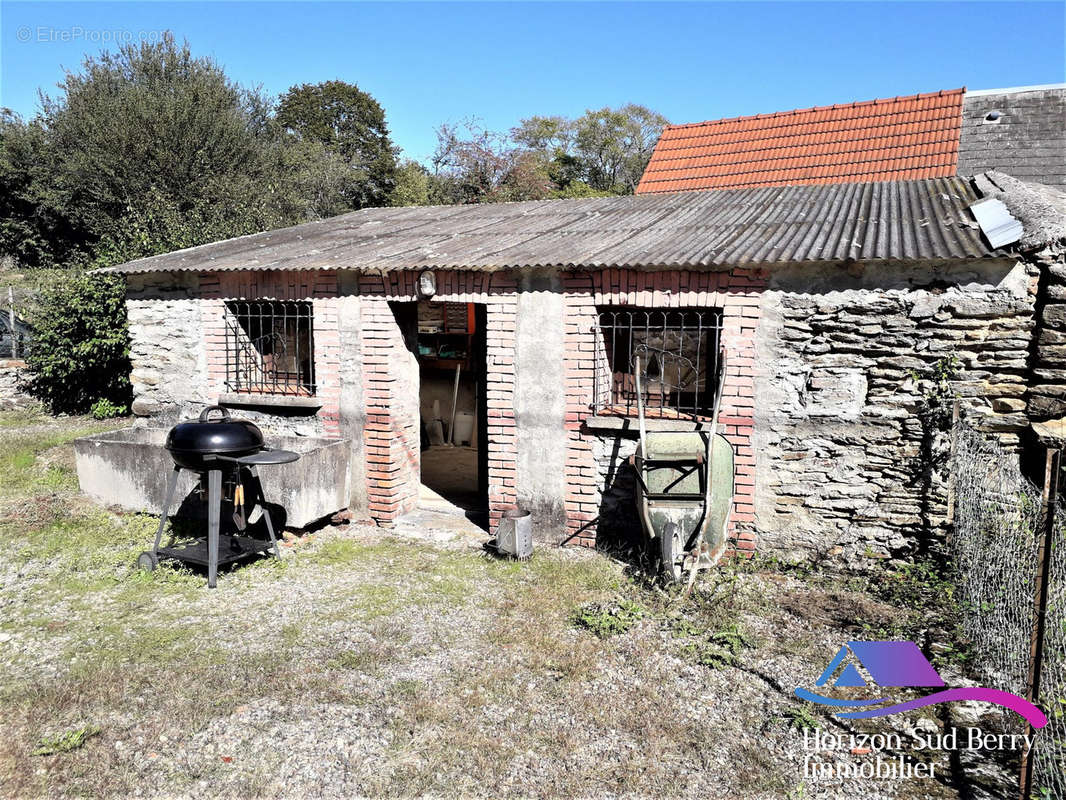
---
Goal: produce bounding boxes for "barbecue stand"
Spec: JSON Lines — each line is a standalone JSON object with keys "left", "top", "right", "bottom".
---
{"left": 138, "top": 407, "right": 300, "bottom": 587}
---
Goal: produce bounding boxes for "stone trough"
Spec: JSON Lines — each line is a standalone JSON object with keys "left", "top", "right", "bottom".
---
{"left": 73, "top": 427, "right": 350, "bottom": 528}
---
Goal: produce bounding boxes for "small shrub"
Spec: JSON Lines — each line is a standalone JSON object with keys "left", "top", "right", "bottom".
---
{"left": 89, "top": 398, "right": 127, "bottom": 419}
{"left": 24, "top": 273, "right": 131, "bottom": 414}
{"left": 678, "top": 623, "right": 752, "bottom": 669}
{"left": 680, "top": 640, "right": 738, "bottom": 669}
{"left": 571, "top": 598, "right": 646, "bottom": 639}
{"left": 784, "top": 706, "right": 820, "bottom": 732}
{"left": 32, "top": 724, "right": 101, "bottom": 756}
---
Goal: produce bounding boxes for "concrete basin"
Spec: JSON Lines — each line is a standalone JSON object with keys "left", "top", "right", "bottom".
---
{"left": 74, "top": 427, "right": 350, "bottom": 528}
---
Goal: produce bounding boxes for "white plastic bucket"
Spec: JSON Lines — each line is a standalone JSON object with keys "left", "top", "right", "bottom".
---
{"left": 453, "top": 412, "right": 475, "bottom": 446}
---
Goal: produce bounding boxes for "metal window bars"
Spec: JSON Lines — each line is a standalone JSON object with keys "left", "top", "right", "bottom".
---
{"left": 224, "top": 301, "right": 315, "bottom": 396}
{"left": 591, "top": 308, "right": 723, "bottom": 418}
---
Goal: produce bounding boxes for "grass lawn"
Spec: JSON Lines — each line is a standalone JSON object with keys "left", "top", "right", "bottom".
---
{"left": 0, "top": 407, "right": 1005, "bottom": 798}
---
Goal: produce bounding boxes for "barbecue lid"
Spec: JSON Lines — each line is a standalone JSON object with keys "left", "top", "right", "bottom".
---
{"left": 165, "top": 406, "right": 265, "bottom": 456}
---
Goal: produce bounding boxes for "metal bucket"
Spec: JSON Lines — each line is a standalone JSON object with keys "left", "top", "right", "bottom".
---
{"left": 496, "top": 507, "right": 532, "bottom": 559}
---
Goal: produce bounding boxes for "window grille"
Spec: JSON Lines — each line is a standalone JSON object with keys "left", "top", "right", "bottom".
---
{"left": 592, "top": 308, "right": 723, "bottom": 418}
{"left": 224, "top": 301, "right": 315, "bottom": 395}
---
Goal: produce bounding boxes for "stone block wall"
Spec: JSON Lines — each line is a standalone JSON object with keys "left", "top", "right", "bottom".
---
{"left": 0, "top": 359, "right": 32, "bottom": 409}
{"left": 127, "top": 271, "right": 345, "bottom": 439}
{"left": 753, "top": 259, "right": 1038, "bottom": 561}
{"left": 1027, "top": 244, "right": 1066, "bottom": 420}
{"left": 122, "top": 249, "right": 1064, "bottom": 558}
{"left": 126, "top": 272, "right": 211, "bottom": 419}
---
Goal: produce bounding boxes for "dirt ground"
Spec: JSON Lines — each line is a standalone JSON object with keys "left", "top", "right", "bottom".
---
{"left": 0, "top": 408, "right": 1015, "bottom": 799}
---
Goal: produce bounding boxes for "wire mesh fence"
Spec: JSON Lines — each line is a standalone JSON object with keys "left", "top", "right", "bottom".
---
{"left": 1032, "top": 498, "right": 1066, "bottom": 798}
{"left": 950, "top": 420, "right": 1041, "bottom": 698}
{"left": 1, "top": 286, "right": 29, "bottom": 359}
{"left": 949, "top": 418, "right": 1066, "bottom": 797}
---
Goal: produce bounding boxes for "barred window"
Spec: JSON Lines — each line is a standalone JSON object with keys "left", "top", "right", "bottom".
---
{"left": 224, "top": 301, "right": 315, "bottom": 395}
{"left": 592, "top": 307, "right": 723, "bottom": 418}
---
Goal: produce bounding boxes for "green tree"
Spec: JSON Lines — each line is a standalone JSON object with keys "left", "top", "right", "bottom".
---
{"left": 39, "top": 34, "right": 290, "bottom": 263}
{"left": 24, "top": 273, "right": 131, "bottom": 414}
{"left": 389, "top": 159, "right": 431, "bottom": 206}
{"left": 514, "top": 104, "right": 668, "bottom": 195}
{"left": 276, "top": 80, "right": 397, "bottom": 209}
{"left": 569, "top": 104, "right": 668, "bottom": 193}
{"left": 430, "top": 119, "right": 552, "bottom": 204}
{"left": 0, "top": 111, "right": 66, "bottom": 267}
{"left": 512, "top": 115, "right": 571, "bottom": 153}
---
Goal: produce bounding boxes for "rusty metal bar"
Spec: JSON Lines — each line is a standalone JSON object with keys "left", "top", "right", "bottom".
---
{"left": 1021, "top": 446, "right": 1060, "bottom": 800}
{"left": 590, "top": 308, "right": 723, "bottom": 418}
{"left": 224, "top": 300, "right": 316, "bottom": 395}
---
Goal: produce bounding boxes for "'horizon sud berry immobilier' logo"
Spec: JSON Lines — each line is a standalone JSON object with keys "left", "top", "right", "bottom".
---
{"left": 794, "top": 640, "right": 1048, "bottom": 727}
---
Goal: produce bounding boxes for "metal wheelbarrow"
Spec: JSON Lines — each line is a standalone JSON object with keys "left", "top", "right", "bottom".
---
{"left": 629, "top": 351, "right": 734, "bottom": 584}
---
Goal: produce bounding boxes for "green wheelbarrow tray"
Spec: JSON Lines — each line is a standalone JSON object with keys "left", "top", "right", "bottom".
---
{"left": 633, "top": 431, "right": 735, "bottom": 577}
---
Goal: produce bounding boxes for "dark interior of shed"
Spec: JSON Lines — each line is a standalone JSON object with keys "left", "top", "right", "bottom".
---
{"left": 415, "top": 301, "right": 487, "bottom": 524}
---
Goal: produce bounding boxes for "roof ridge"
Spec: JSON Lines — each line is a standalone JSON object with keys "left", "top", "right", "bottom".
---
{"left": 662, "top": 88, "right": 966, "bottom": 132}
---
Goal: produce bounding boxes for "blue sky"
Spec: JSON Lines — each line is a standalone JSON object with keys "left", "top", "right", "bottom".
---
{"left": 2, "top": 1, "right": 1063, "bottom": 164}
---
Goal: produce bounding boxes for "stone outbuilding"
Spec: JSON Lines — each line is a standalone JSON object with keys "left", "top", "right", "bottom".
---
{"left": 97, "top": 173, "right": 1066, "bottom": 561}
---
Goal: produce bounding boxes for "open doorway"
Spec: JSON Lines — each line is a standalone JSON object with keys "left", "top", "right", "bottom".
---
{"left": 413, "top": 300, "right": 488, "bottom": 526}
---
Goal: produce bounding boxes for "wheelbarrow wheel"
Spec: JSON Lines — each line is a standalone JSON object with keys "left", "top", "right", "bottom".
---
{"left": 660, "top": 523, "right": 684, "bottom": 584}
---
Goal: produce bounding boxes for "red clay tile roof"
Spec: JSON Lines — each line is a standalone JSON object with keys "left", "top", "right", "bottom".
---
{"left": 636, "top": 89, "right": 965, "bottom": 194}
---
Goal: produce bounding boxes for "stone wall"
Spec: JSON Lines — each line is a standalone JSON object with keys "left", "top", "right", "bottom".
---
{"left": 127, "top": 271, "right": 346, "bottom": 439}
{"left": 1027, "top": 244, "right": 1066, "bottom": 421}
{"left": 0, "top": 359, "right": 33, "bottom": 409}
{"left": 126, "top": 272, "right": 210, "bottom": 420}
{"left": 121, "top": 250, "right": 1064, "bottom": 556}
{"left": 754, "top": 258, "right": 1038, "bottom": 561}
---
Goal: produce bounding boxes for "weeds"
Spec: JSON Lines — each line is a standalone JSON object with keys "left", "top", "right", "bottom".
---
{"left": 571, "top": 598, "right": 646, "bottom": 638}
{"left": 784, "top": 706, "right": 820, "bottom": 732}
{"left": 678, "top": 623, "right": 752, "bottom": 669}
{"left": 89, "top": 398, "right": 127, "bottom": 420}
{"left": 329, "top": 649, "right": 379, "bottom": 672}
{"left": 32, "top": 724, "right": 101, "bottom": 756}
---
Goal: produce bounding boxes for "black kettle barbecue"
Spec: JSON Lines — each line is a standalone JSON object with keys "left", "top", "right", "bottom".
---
{"left": 140, "top": 405, "right": 300, "bottom": 587}
{"left": 165, "top": 406, "right": 265, "bottom": 469}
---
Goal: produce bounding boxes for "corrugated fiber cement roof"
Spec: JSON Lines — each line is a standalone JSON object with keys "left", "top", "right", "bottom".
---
{"left": 103, "top": 176, "right": 996, "bottom": 275}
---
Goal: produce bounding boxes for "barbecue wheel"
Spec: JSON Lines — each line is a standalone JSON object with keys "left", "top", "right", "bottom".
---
{"left": 660, "top": 523, "right": 684, "bottom": 584}
{"left": 137, "top": 551, "right": 158, "bottom": 572}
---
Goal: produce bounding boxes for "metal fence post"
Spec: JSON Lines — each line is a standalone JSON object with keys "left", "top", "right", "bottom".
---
{"left": 6, "top": 287, "right": 15, "bottom": 360}
{"left": 947, "top": 400, "right": 961, "bottom": 524}
{"left": 1021, "top": 446, "right": 1060, "bottom": 799}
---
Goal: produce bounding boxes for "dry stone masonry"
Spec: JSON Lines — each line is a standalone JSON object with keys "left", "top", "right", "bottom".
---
{"left": 0, "top": 360, "right": 32, "bottom": 410}
{"left": 754, "top": 258, "right": 1042, "bottom": 562}
{"left": 1029, "top": 244, "right": 1066, "bottom": 420}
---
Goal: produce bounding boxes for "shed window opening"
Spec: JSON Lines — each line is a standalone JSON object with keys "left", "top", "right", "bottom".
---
{"left": 224, "top": 301, "right": 315, "bottom": 396}
{"left": 592, "top": 308, "right": 723, "bottom": 418}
